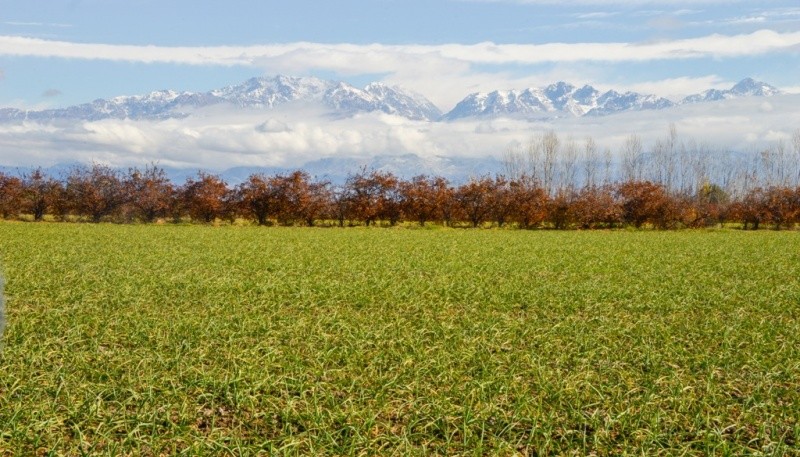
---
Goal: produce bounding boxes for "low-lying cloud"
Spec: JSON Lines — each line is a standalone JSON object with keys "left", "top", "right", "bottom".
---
{"left": 1, "top": 96, "right": 799, "bottom": 172}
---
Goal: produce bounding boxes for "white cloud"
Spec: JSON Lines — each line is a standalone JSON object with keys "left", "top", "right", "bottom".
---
{"left": 3, "top": 30, "right": 799, "bottom": 66}
{"left": 575, "top": 12, "right": 621, "bottom": 19}
{"left": 1, "top": 95, "right": 799, "bottom": 171}
{"left": 2, "top": 30, "right": 798, "bottom": 108}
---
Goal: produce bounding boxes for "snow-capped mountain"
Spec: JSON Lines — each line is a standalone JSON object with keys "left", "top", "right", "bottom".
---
{"left": 443, "top": 82, "right": 676, "bottom": 120}
{"left": 588, "top": 90, "right": 674, "bottom": 116}
{"left": 0, "top": 77, "right": 782, "bottom": 124}
{"left": 0, "top": 90, "right": 193, "bottom": 123}
{"left": 681, "top": 78, "right": 781, "bottom": 104}
{"left": 363, "top": 83, "right": 442, "bottom": 122}
{"left": 442, "top": 78, "right": 778, "bottom": 121}
{"left": 0, "top": 76, "right": 443, "bottom": 123}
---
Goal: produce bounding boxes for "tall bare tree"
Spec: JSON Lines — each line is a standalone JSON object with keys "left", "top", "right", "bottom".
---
{"left": 560, "top": 136, "right": 578, "bottom": 192}
{"left": 621, "top": 134, "right": 643, "bottom": 183}
{"left": 541, "top": 131, "right": 559, "bottom": 195}
{"left": 583, "top": 136, "right": 598, "bottom": 190}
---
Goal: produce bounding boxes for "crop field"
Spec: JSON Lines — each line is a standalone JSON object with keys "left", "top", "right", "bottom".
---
{"left": 0, "top": 223, "right": 799, "bottom": 456}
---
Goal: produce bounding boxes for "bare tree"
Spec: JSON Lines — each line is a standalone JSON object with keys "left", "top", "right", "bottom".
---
{"left": 526, "top": 135, "right": 543, "bottom": 186}
{"left": 583, "top": 136, "right": 598, "bottom": 190}
{"left": 501, "top": 143, "right": 525, "bottom": 182}
{"left": 793, "top": 129, "right": 800, "bottom": 187}
{"left": 678, "top": 140, "right": 696, "bottom": 195}
{"left": 649, "top": 124, "right": 678, "bottom": 192}
{"left": 621, "top": 134, "right": 643, "bottom": 182}
{"left": 602, "top": 147, "right": 614, "bottom": 186}
{"left": 560, "top": 136, "right": 578, "bottom": 192}
{"left": 760, "top": 146, "right": 777, "bottom": 189}
{"left": 541, "top": 131, "right": 559, "bottom": 195}
{"left": 773, "top": 140, "right": 790, "bottom": 187}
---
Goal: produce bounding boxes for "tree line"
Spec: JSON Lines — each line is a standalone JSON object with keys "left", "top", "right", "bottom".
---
{"left": 0, "top": 163, "right": 798, "bottom": 230}
{"left": 0, "top": 129, "right": 799, "bottom": 230}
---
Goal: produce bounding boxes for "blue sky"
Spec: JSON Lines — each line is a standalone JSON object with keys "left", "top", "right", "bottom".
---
{"left": 2, "top": 0, "right": 800, "bottom": 110}
{"left": 1, "top": 0, "right": 799, "bottom": 172}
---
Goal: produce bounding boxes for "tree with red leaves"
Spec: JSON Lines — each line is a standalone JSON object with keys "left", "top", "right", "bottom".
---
{"left": 456, "top": 177, "right": 494, "bottom": 228}
{"left": 346, "top": 169, "right": 400, "bottom": 226}
{"left": 182, "top": 172, "right": 229, "bottom": 223}
{"left": 271, "top": 171, "right": 329, "bottom": 226}
{"left": 125, "top": 165, "right": 174, "bottom": 223}
{"left": 400, "top": 175, "right": 442, "bottom": 226}
{"left": 569, "top": 185, "right": 622, "bottom": 229}
{"left": 65, "top": 163, "right": 127, "bottom": 223}
{"left": 0, "top": 172, "right": 23, "bottom": 220}
{"left": 616, "top": 181, "right": 676, "bottom": 229}
{"left": 21, "top": 168, "right": 62, "bottom": 222}
{"left": 237, "top": 174, "right": 277, "bottom": 226}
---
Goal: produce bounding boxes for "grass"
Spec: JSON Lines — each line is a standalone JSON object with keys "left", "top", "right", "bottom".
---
{"left": 0, "top": 222, "right": 799, "bottom": 455}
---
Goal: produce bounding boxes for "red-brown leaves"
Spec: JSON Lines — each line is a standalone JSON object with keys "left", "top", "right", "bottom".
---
{"left": 181, "top": 172, "right": 228, "bottom": 223}
{"left": 2, "top": 164, "right": 800, "bottom": 229}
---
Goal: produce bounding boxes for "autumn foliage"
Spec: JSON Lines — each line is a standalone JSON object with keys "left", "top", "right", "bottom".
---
{"left": 1, "top": 163, "right": 800, "bottom": 229}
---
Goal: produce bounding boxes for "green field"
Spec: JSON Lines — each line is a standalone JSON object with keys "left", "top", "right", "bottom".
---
{"left": 0, "top": 223, "right": 799, "bottom": 455}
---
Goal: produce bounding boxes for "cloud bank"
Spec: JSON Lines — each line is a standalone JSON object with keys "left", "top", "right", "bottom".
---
{"left": 1, "top": 96, "right": 798, "bottom": 173}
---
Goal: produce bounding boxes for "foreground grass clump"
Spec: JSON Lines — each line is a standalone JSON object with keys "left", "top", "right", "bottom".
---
{"left": 0, "top": 223, "right": 799, "bottom": 455}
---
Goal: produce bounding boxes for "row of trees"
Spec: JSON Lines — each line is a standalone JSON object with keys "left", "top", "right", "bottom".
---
{"left": 503, "top": 127, "right": 800, "bottom": 201}
{"left": 1, "top": 163, "right": 799, "bottom": 229}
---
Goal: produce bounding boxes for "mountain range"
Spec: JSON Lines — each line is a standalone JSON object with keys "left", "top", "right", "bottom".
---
{"left": 443, "top": 78, "right": 780, "bottom": 120}
{"left": 0, "top": 76, "right": 781, "bottom": 124}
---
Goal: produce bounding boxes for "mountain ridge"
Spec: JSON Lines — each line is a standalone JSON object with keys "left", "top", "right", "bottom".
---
{"left": 0, "top": 77, "right": 781, "bottom": 124}
{"left": 442, "top": 78, "right": 779, "bottom": 120}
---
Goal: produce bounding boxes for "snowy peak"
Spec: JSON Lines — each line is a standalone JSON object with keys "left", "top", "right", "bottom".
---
{"left": 681, "top": 78, "right": 781, "bottom": 104}
{"left": 443, "top": 83, "right": 674, "bottom": 120}
{"left": 0, "top": 76, "right": 783, "bottom": 124}
{"left": 321, "top": 80, "right": 442, "bottom": 120}
{"left": 443, "top": 89, "right": 553, "bottom": 120}
{"left": 731, "top": 78, "right": 780, "bottom": 97}
{"left": 151, "top": 75, "right": 444, "bottom": 120}
{"left": 0, "top": 75, "right": 443, "bottom": 123}
{"left": 587, "top": 90, "right": 674, "bottom": 116}
{"left": 363, "top": 83, "right": 443, "bottom": 121}
{"left": 443, "top": 78, "right": 780, "bottom": 121}
{"left": 210, "top": 75, "right": 333, "bottom": 107}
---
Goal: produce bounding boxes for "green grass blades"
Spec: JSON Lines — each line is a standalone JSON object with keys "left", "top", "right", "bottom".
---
{"left": 0, "top": 222, "right": 799, "bottom": 456}
{"left": 0, "top": 271, "right": 4, "bottom": 351}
